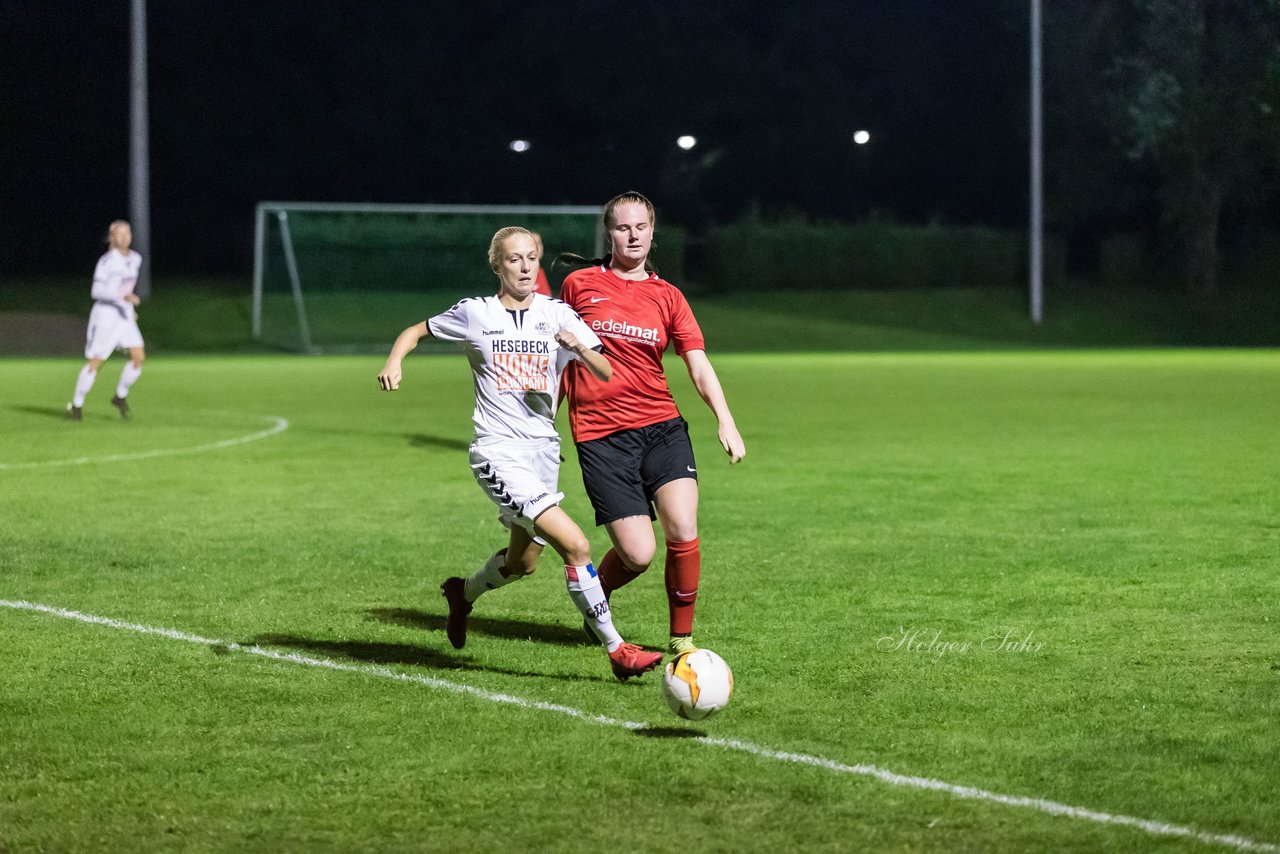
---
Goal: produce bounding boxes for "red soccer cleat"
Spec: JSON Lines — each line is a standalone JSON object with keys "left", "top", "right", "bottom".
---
{"left": 608, "top": 643, "right": 662, "bottom": 681}
{"left": 440, "top": 577, "right": 472, "bottom": 649}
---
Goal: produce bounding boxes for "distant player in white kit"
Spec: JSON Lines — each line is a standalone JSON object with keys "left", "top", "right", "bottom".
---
{"left": 377, "top": 226, "right": 663, "bottom": 681}
{"left": 66, "top": 220, "right": 145, "bottom": 421}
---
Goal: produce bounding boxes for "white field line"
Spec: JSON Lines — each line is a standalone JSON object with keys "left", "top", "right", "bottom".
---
{"left": 0, "top": 414, "right": 289, "bottom": 471}
{"left": 2, "top": 599, "right": 1275, "bottom": 854}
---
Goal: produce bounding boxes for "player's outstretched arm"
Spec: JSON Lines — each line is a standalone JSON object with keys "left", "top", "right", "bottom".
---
{"left": 378, "top": 322, "right": 431, "bottom": 391}
{"left": 555, "top": 330, "right": 612, "bottom": 382}
{"left": 681, "top": 349, "right": 745, "bottom": 464}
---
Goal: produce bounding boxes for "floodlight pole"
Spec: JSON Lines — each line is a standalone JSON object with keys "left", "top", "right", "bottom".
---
{"left": 130, "top": 0, "right": 152, "bottom": 299}
{"left": 1029, "top": 0, "right": 1044, "bottom": 324}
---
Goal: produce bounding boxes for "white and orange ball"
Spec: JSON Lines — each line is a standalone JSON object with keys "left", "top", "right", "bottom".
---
{"left": 662, "top": 648, "right": 734, "bottom": 721}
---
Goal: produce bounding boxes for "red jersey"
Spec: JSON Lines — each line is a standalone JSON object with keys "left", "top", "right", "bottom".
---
{"left": 534, "top": 268, "right": 552, "bottom": 296}
{"left": 561, "top": 265, "right": 705, "bottom": 442}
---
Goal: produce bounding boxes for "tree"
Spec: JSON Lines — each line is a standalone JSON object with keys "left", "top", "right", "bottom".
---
{"left": 1109, "top": 0, "right": 1280, "bottom": 295}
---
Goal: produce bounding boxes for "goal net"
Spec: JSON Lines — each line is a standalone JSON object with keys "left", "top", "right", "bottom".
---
{"left": 251, "top": 202, "right": 605, "bottom": 353}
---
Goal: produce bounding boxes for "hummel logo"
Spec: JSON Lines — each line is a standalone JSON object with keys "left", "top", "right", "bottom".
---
{"left": 686, "top": 465, "right": 697, "bottom": 473}
{"left": 590, "top": 297, "right": 610, "bottom": 303}
{"left": 482, "top": 329, "right": 503, "bottom": 336}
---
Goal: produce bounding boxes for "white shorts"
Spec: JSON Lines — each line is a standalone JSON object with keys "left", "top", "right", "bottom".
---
{"left": 85, "top": 302, "right": 144, "bottom": 360}
{"left": 469, "top": 437, "right": 564, "bottom": 545}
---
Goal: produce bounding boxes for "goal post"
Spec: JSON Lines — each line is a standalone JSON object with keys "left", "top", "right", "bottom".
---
{"left": 251, "top": 202, "right": 605, "bottom": 353}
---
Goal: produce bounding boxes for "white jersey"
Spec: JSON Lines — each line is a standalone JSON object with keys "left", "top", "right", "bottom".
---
{"left": 90, "top": 249, "right": 142, "bottom": 322}
{"left": 428, "top": 294, "right": 601, "bottom": 443}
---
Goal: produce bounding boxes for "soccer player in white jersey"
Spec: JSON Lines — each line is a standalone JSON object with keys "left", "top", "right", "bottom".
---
{"left": 66, "top": 220, "right": 146, "bottom": 421}
{"left": 377, "top": 227, "right": 663, "bottom": 681}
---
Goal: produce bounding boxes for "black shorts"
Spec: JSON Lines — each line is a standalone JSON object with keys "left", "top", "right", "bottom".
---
{"left": 575, "top": 416, "right": 698, "bottom": 526}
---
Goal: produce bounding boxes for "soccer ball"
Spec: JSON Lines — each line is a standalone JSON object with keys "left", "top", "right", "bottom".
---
{"left": 662, "top": 648, "right": 734, "bottom": 721}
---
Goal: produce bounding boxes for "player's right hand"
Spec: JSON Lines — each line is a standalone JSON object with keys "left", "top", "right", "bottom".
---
{"left": 377, "top": 366, "right": 401, "bottom": 391}
{"left": 554, "top": 329, "right": 583, "bottom": 353}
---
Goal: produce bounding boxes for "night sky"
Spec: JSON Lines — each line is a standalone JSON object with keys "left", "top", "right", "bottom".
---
{"left": 4, "top": 0, "right": 1030, "bottom": 276}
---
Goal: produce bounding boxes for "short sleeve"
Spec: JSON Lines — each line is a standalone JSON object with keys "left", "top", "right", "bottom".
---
{"left": 427, "top": 299, "right": 471, "bottom": 343}
{"left": 667, "top": 288, "right": 705, "bottom": 354}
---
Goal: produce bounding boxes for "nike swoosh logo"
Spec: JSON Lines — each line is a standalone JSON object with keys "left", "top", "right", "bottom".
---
{"left": 686, "top": 466, "right": 697, "bottom": 473}
{"left": 591, "top": 297, "right": 610, "bottom": 303}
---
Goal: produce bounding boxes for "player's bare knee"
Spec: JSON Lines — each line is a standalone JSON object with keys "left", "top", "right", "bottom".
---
{"left": 618, "top": 547, "right": 654, "bottom": 574}
{"left": 665, "top": 522, "right": 698, "bottom": 543}
{"left": 564, "top": 536, "right": 593, "bottom": 568}
{"left": 657, "top": 506, "right": 698, "bottom": 544}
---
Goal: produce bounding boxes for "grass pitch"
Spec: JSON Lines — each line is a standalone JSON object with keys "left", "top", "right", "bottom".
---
{"left": 2, "top": 350, "right": 1278, "bottom": 852}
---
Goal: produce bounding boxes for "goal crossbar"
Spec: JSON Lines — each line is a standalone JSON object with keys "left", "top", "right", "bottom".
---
{"left": 251, "top": 201, "right": 605, "bottom": 352}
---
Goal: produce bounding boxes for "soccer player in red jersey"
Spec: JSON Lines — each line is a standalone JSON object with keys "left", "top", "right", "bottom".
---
{"left": 377, "top": 226, "right": 661, "bottom": 681}
{"left": 559, "top": 192, "right": 746, "bottom": 656}
{"left": 531, "top": 231, "right": 552, "bottom": 297}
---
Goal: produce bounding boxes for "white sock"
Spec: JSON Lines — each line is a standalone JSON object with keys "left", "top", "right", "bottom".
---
{"left": 72, "top": 365, "right": 97, "bottom": 407}
{"left": 565, "top": 563, "right": 623, "bottom": 652}
{"left": 116, "top": 362, "right": 142, "bottom": 398}
{"left": 463, "top": 550, "right": 521, "bottom": 603}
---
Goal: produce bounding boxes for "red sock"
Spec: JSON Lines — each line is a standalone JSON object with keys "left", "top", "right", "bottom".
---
{"left": 598, "top": 548, "right": 644, "bottom": 597}
{"left": 664, "top": 537, "right": 701, "bottom": 636}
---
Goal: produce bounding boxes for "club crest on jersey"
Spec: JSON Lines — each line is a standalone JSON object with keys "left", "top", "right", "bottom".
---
{"left": 534, "top": 321, "right": 554, "bottom": 335}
